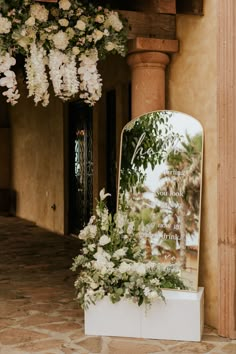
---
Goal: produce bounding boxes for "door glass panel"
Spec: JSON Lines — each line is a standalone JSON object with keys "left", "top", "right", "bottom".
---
{"left": 69, "top": 103, "right": 93, "bottom": 233}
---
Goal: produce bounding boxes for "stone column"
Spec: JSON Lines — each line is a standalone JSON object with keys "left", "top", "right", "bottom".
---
{"left": 127, "top": 38, "right": 178, "bottom": 119}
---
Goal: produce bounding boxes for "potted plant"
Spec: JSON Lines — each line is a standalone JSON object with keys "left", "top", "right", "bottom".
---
{"left": 71, "top": 190, "right": 204, "bottom": 341}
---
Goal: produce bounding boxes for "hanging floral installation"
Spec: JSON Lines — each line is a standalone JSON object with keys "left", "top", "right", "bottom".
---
{"left": 0, "top": 0, "right": 128, "bottom": 106}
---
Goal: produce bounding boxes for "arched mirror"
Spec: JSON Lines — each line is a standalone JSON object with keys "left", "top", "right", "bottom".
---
{"left": 117, "top": 111, "right": 203, "bottom": 291}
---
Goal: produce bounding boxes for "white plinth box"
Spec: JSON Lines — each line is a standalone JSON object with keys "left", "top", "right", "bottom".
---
{"left": 85, "top": 287, "right": 204, "bottom": 342}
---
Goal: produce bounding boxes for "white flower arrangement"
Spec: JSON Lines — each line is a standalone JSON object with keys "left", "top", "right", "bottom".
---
{"left": 0, "top": 0, "right": 128, "bottom": 106}
{"left": 71, "top": 189, "right": 187, "bottom": 310}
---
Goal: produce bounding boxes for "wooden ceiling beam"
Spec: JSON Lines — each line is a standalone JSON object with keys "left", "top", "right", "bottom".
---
{"left": 35, "top": 1, "right": 203, "bottom": 16}
{"left": 119, "top": 11, "right": 176, "bottom": 40}
{"left": 96, "top": 0, "right": 176, "bottom": 14}
{"left": 35, "top": 1, "right": 58, "bottom": 2}
{"left": 35, "top": 0, "right": 58, "bottom": 2}
{"left": 176, "top": 0, "right": 203, "bottom": 15}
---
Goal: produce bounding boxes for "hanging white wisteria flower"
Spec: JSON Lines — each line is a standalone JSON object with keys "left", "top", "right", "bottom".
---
{"left": 48, "top": 49, "right": 79, "bottom": 100}
{"left": 0, "top": 0, "right": 128, "bottom": 107}
{"left": 25, "top": 43, "right": 49, "bottom": 106}
{"left": 78, "top": 49, "right": 102, "bottom": 106}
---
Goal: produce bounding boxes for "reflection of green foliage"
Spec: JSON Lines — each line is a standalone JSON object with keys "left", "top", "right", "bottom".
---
{"left": 138, "top": 208, "right": 153, "bottom": 225}
{"left": 155, "top": 132, "right": 202, "bottom": 269}
{"left": 119, "top": 111, "right": 182, "bottom": 194}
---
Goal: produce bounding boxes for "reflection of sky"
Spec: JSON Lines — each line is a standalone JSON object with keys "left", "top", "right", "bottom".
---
{"left": 143, "top": 112, "right": 202, "bottom": 193}
{"left": 170, "top": 112, "right": 202, "bottom": 139}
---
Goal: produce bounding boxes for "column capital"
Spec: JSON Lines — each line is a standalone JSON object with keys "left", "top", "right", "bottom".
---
{"left": 127, "top": 37, "right": 179, "bottom": 54}
{"left": 127, "top": 51, "right": 170, "bottom": 70}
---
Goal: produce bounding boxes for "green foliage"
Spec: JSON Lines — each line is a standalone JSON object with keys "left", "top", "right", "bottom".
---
{"left": 119, "top": 111, "right": 182, "bottom": 194}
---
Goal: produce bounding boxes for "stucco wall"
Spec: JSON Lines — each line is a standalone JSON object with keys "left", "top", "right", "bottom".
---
{"left": 9, "top": 75, "right": 65, "bottom": 234}
{"left": 168, "top": 0, "right": 217, "bottom": 327}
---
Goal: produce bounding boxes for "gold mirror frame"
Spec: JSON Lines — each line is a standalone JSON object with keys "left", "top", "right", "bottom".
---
{"left": 117, "top": 110, "right": 203, "bottom": 291}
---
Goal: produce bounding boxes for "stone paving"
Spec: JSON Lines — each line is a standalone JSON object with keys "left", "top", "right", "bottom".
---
{"left": 0, "top": 216, "right": 235, "bottom": 354}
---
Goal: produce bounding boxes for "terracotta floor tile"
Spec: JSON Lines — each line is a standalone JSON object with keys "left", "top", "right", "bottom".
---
{"left": 168, "top": 342, "right": 216, "bottom": 353}
{"left": 0, "top": 328, "right": 49, "bottom": 345}
{"left": 16, "top": 339, "right": 65, "bottom": 352}
{"left": 107, "top": 340, "right": 164, "bottom": 354}
{"left": 76, "top": 336, "right": 103, "bottom": 353}
{"left": 221, "top": 343, "right": 236, "bottom": 353}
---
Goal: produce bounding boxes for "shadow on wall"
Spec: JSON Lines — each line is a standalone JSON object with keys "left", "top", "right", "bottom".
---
{"left": 0, "top": 189, "right": 16, "bottom": 216}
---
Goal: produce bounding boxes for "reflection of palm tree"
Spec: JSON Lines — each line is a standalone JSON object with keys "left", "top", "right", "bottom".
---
{"left": 155, "top": 133, "right": 202, "bottom": 269}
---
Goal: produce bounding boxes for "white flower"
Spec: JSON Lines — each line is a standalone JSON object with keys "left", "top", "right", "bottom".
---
{"left": 88, "top": 215, "right": 96, "bottom": 225}
{"left": 119, "top": 262, "right": 131, "bottom": 273}
{"left": 144, "top": 287, "right": 151, "bottom": 296}
{"left": 72, "top": 47, "right": 80, "bottom": 56}
{"left": 105, "top": 42, "right": 116, "bottom": 52}
{"left": 0, "top": 15, "right": 12, "bottom": 34}
{"left": 90, "top": 281, "right": 98, "bottom": 289}
{"left": 79, "top": 224, "right": 97, "bottom": 240}
{"left": 59, "top": 0, "right": 71, "bottom": 11}
{"left": 52, "top": 31, "right": 69, "bottom": 50}
{"left": 104, "top": 12, "right": 123, "bottom": 32}
{"left": 99, "top": 188, "right": 111, "bottom": 201}
{"left": 127, "top": 221, "right": 134, "bottom": 235}
{"left": 75, "top": 20, "right": 86, "bottom": 31}
{"left": 145, "top": 261, "right": 157, "bottom": 270}
{"left": 99, "top": 235, "right": 110, "bottom": 246}
{"left": 148, "top": 291, "right": 159, "bottom": 300}
{"left": 150, "top": 278, "right": 160, "bottom": 286}
{"left": 44, "top": 25, "right": 58, "bottom": 33}
{"left": 66, "top": 28, "right": 75, "bottom": 39}
{"left": 132, "top": 263, "right": 146, "bottom": 276}
{"left": 115, "top": 212, "right": 126, "bottom": 230}
{"left": 92, "top": 29, "right": 104, "bottom": 42}
{"left": 88, "top": 243, "right": 96, "bottom": 252}
{"left": 93, "top": 248, "right": 114, "bottom": 274}
{"left": 113, "top": 248, "right": 127, "bottom": 259}
{"left": 95, "top": 14, "right": 105, "bottom": 23}
{"left": 59, "top": 19, "right": 69, "bottom": 27}
{"left": 94, "top": 247, "right": 111, "bottom": 261}
{"left": 0, "top": 61, "right": 20, "bottom": 105}
{"left": 25, "top": 16, "right": 35, "bottom": 27}
{"left": 101, "top": 209, "right": 109, "bottom": 231}
{"left": 94, "top": 260, "right": 114, "bottom": 275}
{"left": 0, "top": 53, "right": 16, "bottom": 72}
{"left": 30, "top": 3, "right": 49, "bottom": 22}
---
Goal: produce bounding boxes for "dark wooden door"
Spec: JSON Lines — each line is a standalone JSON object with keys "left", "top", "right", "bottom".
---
{"left": 68, "top": 102, "right": 93, "bottom": 234}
